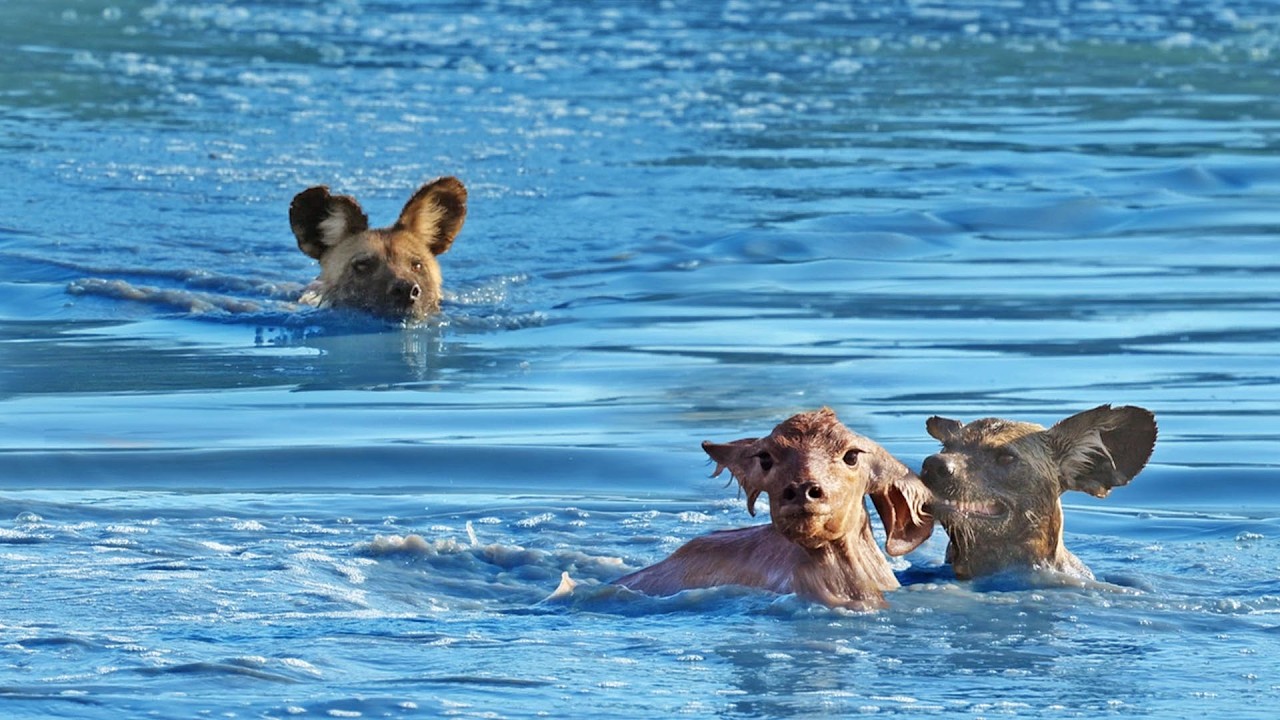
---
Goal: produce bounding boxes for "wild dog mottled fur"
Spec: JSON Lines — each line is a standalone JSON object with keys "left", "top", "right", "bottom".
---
{"left": 615, "top": 408, "right": 934, "bottom": 610}
{"left": 290, "top": 177, "right": 466, "bottom": 321}
{"left": 920, "top": 404, "right": 1157, "bottom": 581}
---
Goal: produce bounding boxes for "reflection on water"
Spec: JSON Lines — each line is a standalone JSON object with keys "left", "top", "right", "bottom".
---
{"left": 2, "top": 0, "right": 1280, "bottom": 717}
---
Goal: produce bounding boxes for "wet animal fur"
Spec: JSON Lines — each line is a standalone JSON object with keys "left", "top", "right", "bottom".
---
{"left": 290, "top": 177, "right": 466, "bottom": 321}
{"left": 614, "top": 408, "right": 934, "bottom": 610}
{"left": 920, "top": 404, "right": 1157, "bottom": 581}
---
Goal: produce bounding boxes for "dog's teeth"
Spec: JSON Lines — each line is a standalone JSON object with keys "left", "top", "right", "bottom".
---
{"left": 956, "top": 500, "right": 997, "bottom": 516}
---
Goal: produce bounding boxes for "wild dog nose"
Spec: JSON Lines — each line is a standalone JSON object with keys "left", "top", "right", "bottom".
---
{"left": 780, "top": 482, "right": 824, "bottom": 505}
{"left": 389, "top": 279, "right": 421, "bottom": 305}
{"left": 920, "top": 454, "right": 954, "bottom": 486}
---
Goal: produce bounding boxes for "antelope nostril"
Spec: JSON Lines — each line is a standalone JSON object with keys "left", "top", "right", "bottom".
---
{"left": 806, "top": 485, "right": 823, "bottom": 501}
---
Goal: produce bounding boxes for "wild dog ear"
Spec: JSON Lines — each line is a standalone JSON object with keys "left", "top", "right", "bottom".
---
{"left": 865, "top": 451, "right": 935, "bottom": 556}
{"left": 702, "top": 438, "right": 767, "bottom": 516}
{"left": 290, "top": 186, "right": 369, "bottom": 260}
{"left": 926, "top": 416, "right": 964, "bottom": 443}
{"left": 396, "top": 176, "right": 467, "bottom": 256}
{"left": 1048, "top": 404, "right": 1158, "bottom": 497}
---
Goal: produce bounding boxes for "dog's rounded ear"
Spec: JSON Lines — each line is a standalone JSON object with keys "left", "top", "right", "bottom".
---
{"left": 702, "top": 438, "right": 766, "bottom": 516}
{"left": 397, "top": 177, "right": 467, "bottom": 256}
{"left": 1049, "top": 404, "right": 1158, "bottom": 497}
{"left": 290, "top": 186, "right": 369, "bottom": 260}
{"left": 926, "top": 416, "right": 963, "bottom": 444}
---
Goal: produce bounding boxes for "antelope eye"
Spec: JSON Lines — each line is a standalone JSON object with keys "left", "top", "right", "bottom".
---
{"left": 842, "top": 449, "right": 861, "bottom": 467}
{"left": 997, "top": 452, "right": 1017, "bottom": 466}
{"left": 753, "top": 451, "right": 774, "bottom": 472}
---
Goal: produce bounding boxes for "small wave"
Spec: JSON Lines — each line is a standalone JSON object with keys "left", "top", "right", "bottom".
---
{"left": 359, "top": 533, "right": 626, "bottom": 576}
{"left": 0, "top": 528, "right": 46, "bottom": 544}
{"left": 554, "top": 580, "right": 816, "bottom": 617}
{"left": 127, "top": 660, "right": 299, "bottom": 683}
{"left": 412, "top": 675, "right": 554, "bottom": 688}
{"left": 359, "top": 533, "right": 443, "bottom": 557}
{"left": 514, "top": 512, "right": 555, "bottom": 529}
{"left": 703, "top": 229, "right": 949, "bottom": 264}
{"left": 67, "top": 277, "right": 284, "bottom": 314}
{"left": 11, "top": 635, "right": 98, "bottom": 650}
{"left": 439, "top": 308, "right": 547, "bottom": 332}
{"left": 447, "top": 272, "right": 531, "bottom": 306}
{"left": 357, "top": 531, "right": 632, "bottom": 611}
{"left": 64, "top": 274, "right": 546, "bottom": 336}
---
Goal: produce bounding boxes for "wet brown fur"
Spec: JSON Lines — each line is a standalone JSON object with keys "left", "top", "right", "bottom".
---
{"left": 920, "top": 404, "right": 1157, "bottom": 581}
{"left": 615, "top": 408, "right": 934, "bottom": 610}
{"left": 290, "top": 177, "right": 466, "bottom": 321}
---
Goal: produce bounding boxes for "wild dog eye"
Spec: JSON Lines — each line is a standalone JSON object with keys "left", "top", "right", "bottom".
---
{"left": 842, "top": 449, "right": 861, "bottom": 467}
{"left": 753, "top": 451, "right": 774, "bottom": 472}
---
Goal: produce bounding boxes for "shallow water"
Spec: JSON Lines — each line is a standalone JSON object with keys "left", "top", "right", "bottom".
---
{"left": 3, "top": 0, "right": 1280, "bottom": 717}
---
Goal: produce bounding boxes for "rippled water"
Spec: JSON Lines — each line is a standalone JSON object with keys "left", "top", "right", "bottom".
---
{"left": 3, "top": 1, "right": 1280, "bottom": 717}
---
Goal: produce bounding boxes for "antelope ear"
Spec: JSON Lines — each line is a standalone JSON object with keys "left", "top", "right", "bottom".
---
{"left": 702, "top": 438, "right": 766, "bottom": 516}
{"left": 396, "top": 176, "right": 467, "bottom": 256}
{"left": 926, "top": 416, "right": 963, "bottom": 443}
{"left": 290, "top": 186, "right": 368, "bottom": 260}
{"left": 865, "top": 452, "right": 935, "bottom": 556}
{"left": 1049, "top": 405, "right": 1158, "bottom": 498}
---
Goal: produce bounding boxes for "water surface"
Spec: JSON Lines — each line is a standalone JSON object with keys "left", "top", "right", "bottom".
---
{"left": 2, "top": 1, "right": 1279, "bottom": 717}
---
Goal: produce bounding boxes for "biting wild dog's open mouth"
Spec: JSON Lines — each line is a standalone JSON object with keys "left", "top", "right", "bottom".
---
{"left": 930, "top": 498, "right": 1007, "bottom": 521}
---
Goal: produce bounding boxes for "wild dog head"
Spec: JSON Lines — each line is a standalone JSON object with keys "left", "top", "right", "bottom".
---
{"left": 290, "top": 177, "right": 466, "bottom": 321}
{"left": 920, "top": 404, "right": 1157, "bottom": 580}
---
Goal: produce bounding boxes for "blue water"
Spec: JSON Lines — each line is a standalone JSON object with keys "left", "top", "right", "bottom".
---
{"left": 3, "top": 0, "right": 1280, "bottom": 717}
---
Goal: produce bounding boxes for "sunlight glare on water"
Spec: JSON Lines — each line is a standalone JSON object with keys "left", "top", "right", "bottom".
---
{"left": 1, "top": 0, "right": 1279, "bottom": 718}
